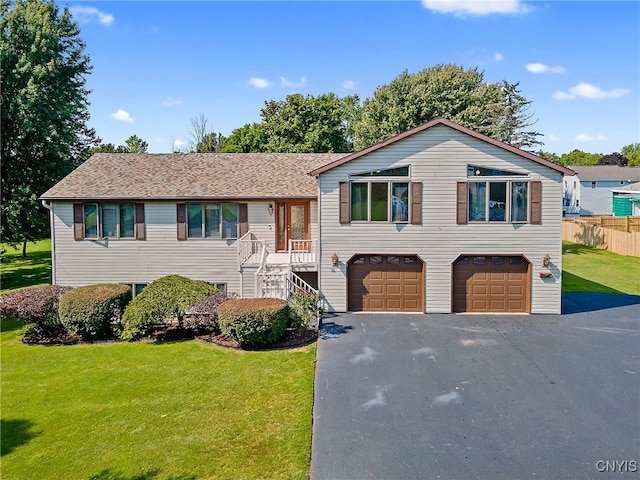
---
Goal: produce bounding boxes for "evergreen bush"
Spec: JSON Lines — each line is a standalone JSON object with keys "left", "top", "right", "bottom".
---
{"left": 218, "top": 298, "right": 289, "bottom": 346}
{"left": 120, "top": 275, "right": 216, "bottom": 340}
{"left": 59, "top": 284, "right": 131, "bottom": 340}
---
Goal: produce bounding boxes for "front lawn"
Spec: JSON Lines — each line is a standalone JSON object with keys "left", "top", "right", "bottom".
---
{"left": 0, "top": 317, "right": 316, "bottom": 479}
{"left": 562, "top": 241, "right": 640, "bottom": 295}
{"left": 1, "top": 240, "right": 52, "bottom": 293}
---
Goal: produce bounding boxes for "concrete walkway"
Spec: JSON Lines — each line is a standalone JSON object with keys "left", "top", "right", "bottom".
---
{"left": 311, "top": 294, "right": 640, "bottom": 480}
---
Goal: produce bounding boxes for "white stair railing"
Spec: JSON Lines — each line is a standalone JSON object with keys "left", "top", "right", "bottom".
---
{"left": 288, "top": 239, "right": 317, "bottom": 267}
{"left": 238, "top": 231, "right": 265, "bottom": 267}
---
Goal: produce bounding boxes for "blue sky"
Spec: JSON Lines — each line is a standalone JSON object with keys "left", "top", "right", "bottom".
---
{"left": 61, "top": 0, "right": 639, "bottom": 155}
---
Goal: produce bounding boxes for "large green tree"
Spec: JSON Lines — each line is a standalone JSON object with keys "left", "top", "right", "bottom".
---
{"left": 223, "top": 123, "right": 267, "bottom": 153}
{"left": 260, "top": 93, "right": 359, "bottom": 153}
{"left": 352, "top": 64, "right": 542, "bottom": 150}
{"left": 124, "top": 134, "right": 148, "bottom": 154}
{"left": 1, "top": 0, "right": 97, "bottom": 256}
{"left": 621, "top": 143, "right": 640, "bottom": 167}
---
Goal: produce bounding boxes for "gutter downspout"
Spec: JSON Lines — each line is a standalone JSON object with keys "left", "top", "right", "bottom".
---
{"left": 40, "top": 200, "right": 56, "bottom": 285}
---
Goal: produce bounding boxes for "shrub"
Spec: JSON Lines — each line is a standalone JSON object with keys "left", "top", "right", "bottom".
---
{"left": 0, "top": 285, "right": 72, "bottom": 337}
{"left": 218, "top": 298, "right": 289, "bottom": 346}
{"left": 120, "top": 275, "right": 216, "bottom": 340}
{"left": 289, "top": 289, "right": 323, "bottom": 333}
{"left": 59, "top": 284, "right": 131, "bottom": 340}
{"left": 183, "top": 291, "right": 239, "bottom": 335}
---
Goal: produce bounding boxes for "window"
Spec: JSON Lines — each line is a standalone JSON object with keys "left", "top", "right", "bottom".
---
{"left": 349, "top": 181, "right": 410, "bottom": 222}
{"left": 186, "top": 203, "right": 238, "bottom": 239}
{"left": 467, "top": 180, "right": 530, "bottom": 223}
{"left": 591, "top": 181, "right": 597, "bottom": 189}
{"left": 209, "top": 282, "right": 226, "bottom": 292}
{"left": 79, "top": 203, "right": 140, "bottom": 239}
{"left": 352, "top": 166, "right": 410, "bottom": 177}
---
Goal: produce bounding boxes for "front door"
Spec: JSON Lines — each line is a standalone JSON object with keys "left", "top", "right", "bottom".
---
{"left": 276, "top": 202, "right": 309, "bottom": 251}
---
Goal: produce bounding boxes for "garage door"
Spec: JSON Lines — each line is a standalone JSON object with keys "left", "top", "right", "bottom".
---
{"left": 348, "top": 255, "right": 424, "bottom": 312}
{"left": 453, "top": 255, "right": 530, "bottom": 313}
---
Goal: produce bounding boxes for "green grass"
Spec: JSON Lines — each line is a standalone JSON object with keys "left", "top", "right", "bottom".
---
{"left": 1, "top": 240, "right": 52, "bottom": 293}
{"left": 562, "top": 241, "right": 640, "bottom": 295}
{"left": 1, "top": 317, "right": 316, "bottom": 479}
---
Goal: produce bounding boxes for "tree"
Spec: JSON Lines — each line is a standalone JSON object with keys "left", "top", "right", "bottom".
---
{"left": 187, "top": 113, "right": 226, "bottom": 153}
{"left": 223, "top": 123, "right": 267, "bottom": 153}
{"left": 558, "top": 149, "right": 602, "bottom": 167}
{"left": 621, "top": 143, "right": 640, "bottom": 167}
{"left": 597, "top": 152, "right": 628, "bottom": 167}
{"left": 352, "top": 64, "right": 542, "bottom": 151}
{"left": 197, "top": 132, "right": 225, "bottom": 153}
{"left": 535, "top": 150, "right": 561, "bottom": 165}
{"left": 485, "top": 81, "right": 543, "bottom": 151}
{"left": 260, "top": 93, "right": 359, "bottom": 153}
{"left": 89, "top": 143, "right": 127, "bottom": 154}
{"left": 1, "top": 0, "right": 98, "bottom": 256}
{"left": 124, "top": 134, "right": 148, "bottom": 154}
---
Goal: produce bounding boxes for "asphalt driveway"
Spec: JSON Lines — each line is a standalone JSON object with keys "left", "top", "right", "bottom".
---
{"left": 311, "top": 294, "right": 640, "bottom": 480}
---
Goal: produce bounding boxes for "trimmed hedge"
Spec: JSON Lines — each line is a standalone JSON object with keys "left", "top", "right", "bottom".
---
{"left": 0, "top": 285, "right": 72, "bottom": 337}
{"left": 218, "top": 298, "right": 289, "bottom": 346}
{"left": 120, "top": 275, "right": 217, "bottom": 340}
{"left": 59, "top": 284, "right": 131, "bottom": 340}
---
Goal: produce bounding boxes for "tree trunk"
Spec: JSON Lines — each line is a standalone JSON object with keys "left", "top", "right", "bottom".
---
{"left": 22, "top": 240, "right": 27, "bottom": 258}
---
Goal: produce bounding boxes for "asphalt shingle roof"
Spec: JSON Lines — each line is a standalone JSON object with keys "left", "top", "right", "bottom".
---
{"left": 568, "top": 165, "right": 640, "bottom": 182}
{"left": 40, "top": 153, "right": 348, "bottom": 201}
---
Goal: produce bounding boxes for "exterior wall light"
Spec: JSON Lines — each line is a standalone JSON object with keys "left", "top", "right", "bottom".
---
{"left": 268, "top": 204, "right": 274, "bottom": 216}
{"left": 331, "top": 252, "right": 339, "bottom": 266}
{"left": 542, "top": 253, "right": 551, "bottom": 267}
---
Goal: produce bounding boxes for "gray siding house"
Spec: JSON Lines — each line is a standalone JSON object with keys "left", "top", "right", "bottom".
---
{"left": 564, "top": 165, "right": 640, "bottom": 216}
{"left": 41, "top": 118, "right": 572, "bottom": 314}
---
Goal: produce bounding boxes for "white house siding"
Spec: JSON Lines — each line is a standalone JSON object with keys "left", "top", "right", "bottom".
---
{"left": 318, "top": 125, "right": 563, "bottom": 314}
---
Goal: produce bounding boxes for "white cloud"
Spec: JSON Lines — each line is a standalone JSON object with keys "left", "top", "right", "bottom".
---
{"left": 162, "top": 96, "right": 183, "bottom": 107}
{"left": 69, "top": 6, "right": 114, "bottom": 27}
{"left": 342, "top": 80, "right": 357, "bottom": 90}
{"left": 553, "top": 90, "right": 575, "bottom": 100}
{"left": 422, "top": 0, "right": 531, "bottom": 16}
{"left": 494, "top": 52, "right": 504, "bottom": 61}
{"left": 526, "top": 62, "right": 566, "bottom": 74}
{"left": 110, "top": 109, "right": 133, "bottom": 123}
{"left": 547, "top": 134, "right": 559, "bottom": 141}
{"left": 280, "top": 76, "right": 307, "bottom": 88}
{"left": 576, "top": 133, "right": 607, "bottom": 142}
{"left": 554, "top": 82, "right": 632, "bottom": 100}
{"left": 248, "top": 77, "right": 272, "bottom": 89}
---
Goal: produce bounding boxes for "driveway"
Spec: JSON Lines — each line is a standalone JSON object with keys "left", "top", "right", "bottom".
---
{"left": 311, "top": 294, "right": 640, "bottom": 480}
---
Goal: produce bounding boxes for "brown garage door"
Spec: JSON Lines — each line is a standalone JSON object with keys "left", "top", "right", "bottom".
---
{"left": 348, "top": 255, "right": 424, "bottom": 312}
{"left": 453, "top": 255, "right": 530, "bottom": 313}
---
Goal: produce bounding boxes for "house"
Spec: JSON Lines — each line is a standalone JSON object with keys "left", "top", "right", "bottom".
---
{"left": 41, "top": 118, "right": 573, "bottom": 314}
{"left": 563, "top": 165, "right": 640, "bottom": 216}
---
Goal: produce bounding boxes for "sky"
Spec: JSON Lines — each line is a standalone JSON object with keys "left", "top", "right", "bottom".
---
{"left": 59, "top": 0, "right": 640, "bottom": 155}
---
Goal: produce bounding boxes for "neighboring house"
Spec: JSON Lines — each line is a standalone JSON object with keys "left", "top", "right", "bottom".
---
{"left": 563, "top": 165, "right": 640, "bottom": 216}
{"left": 41, "top": 118, "right": 572, "bottom": 314}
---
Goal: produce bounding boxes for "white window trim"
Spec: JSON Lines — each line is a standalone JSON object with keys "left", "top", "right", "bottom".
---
{"left": 350, "top": 179, "right": 411, "bottom": 223}
{"left": 187, "top": 202, "right": 239, "bottom": 239}
{"left": 467, "top": 178, "right": 531, "bottom": 224}
{"left": 83, "top": 203, "right": 136, "bottom": 240}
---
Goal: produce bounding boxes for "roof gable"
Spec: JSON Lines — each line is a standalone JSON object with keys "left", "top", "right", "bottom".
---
{"left": 309, "top": 118, "right": 574, "bottom": 177}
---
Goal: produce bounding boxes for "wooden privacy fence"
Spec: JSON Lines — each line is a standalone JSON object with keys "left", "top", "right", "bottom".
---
{"left": 563, "top": 217, "right": 640, "bottom": 257}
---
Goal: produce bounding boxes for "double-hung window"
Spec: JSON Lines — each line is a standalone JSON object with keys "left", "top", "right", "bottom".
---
{"left": 184, "top": 203, "right": 239, "bottom": 239}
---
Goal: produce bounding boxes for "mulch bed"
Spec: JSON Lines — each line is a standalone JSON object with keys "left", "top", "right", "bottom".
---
{"left": 198, "top": 328, "right": 318, "bottom": 350}
{"left": 21, "top": 327, "right": 317, "bottom": 349}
